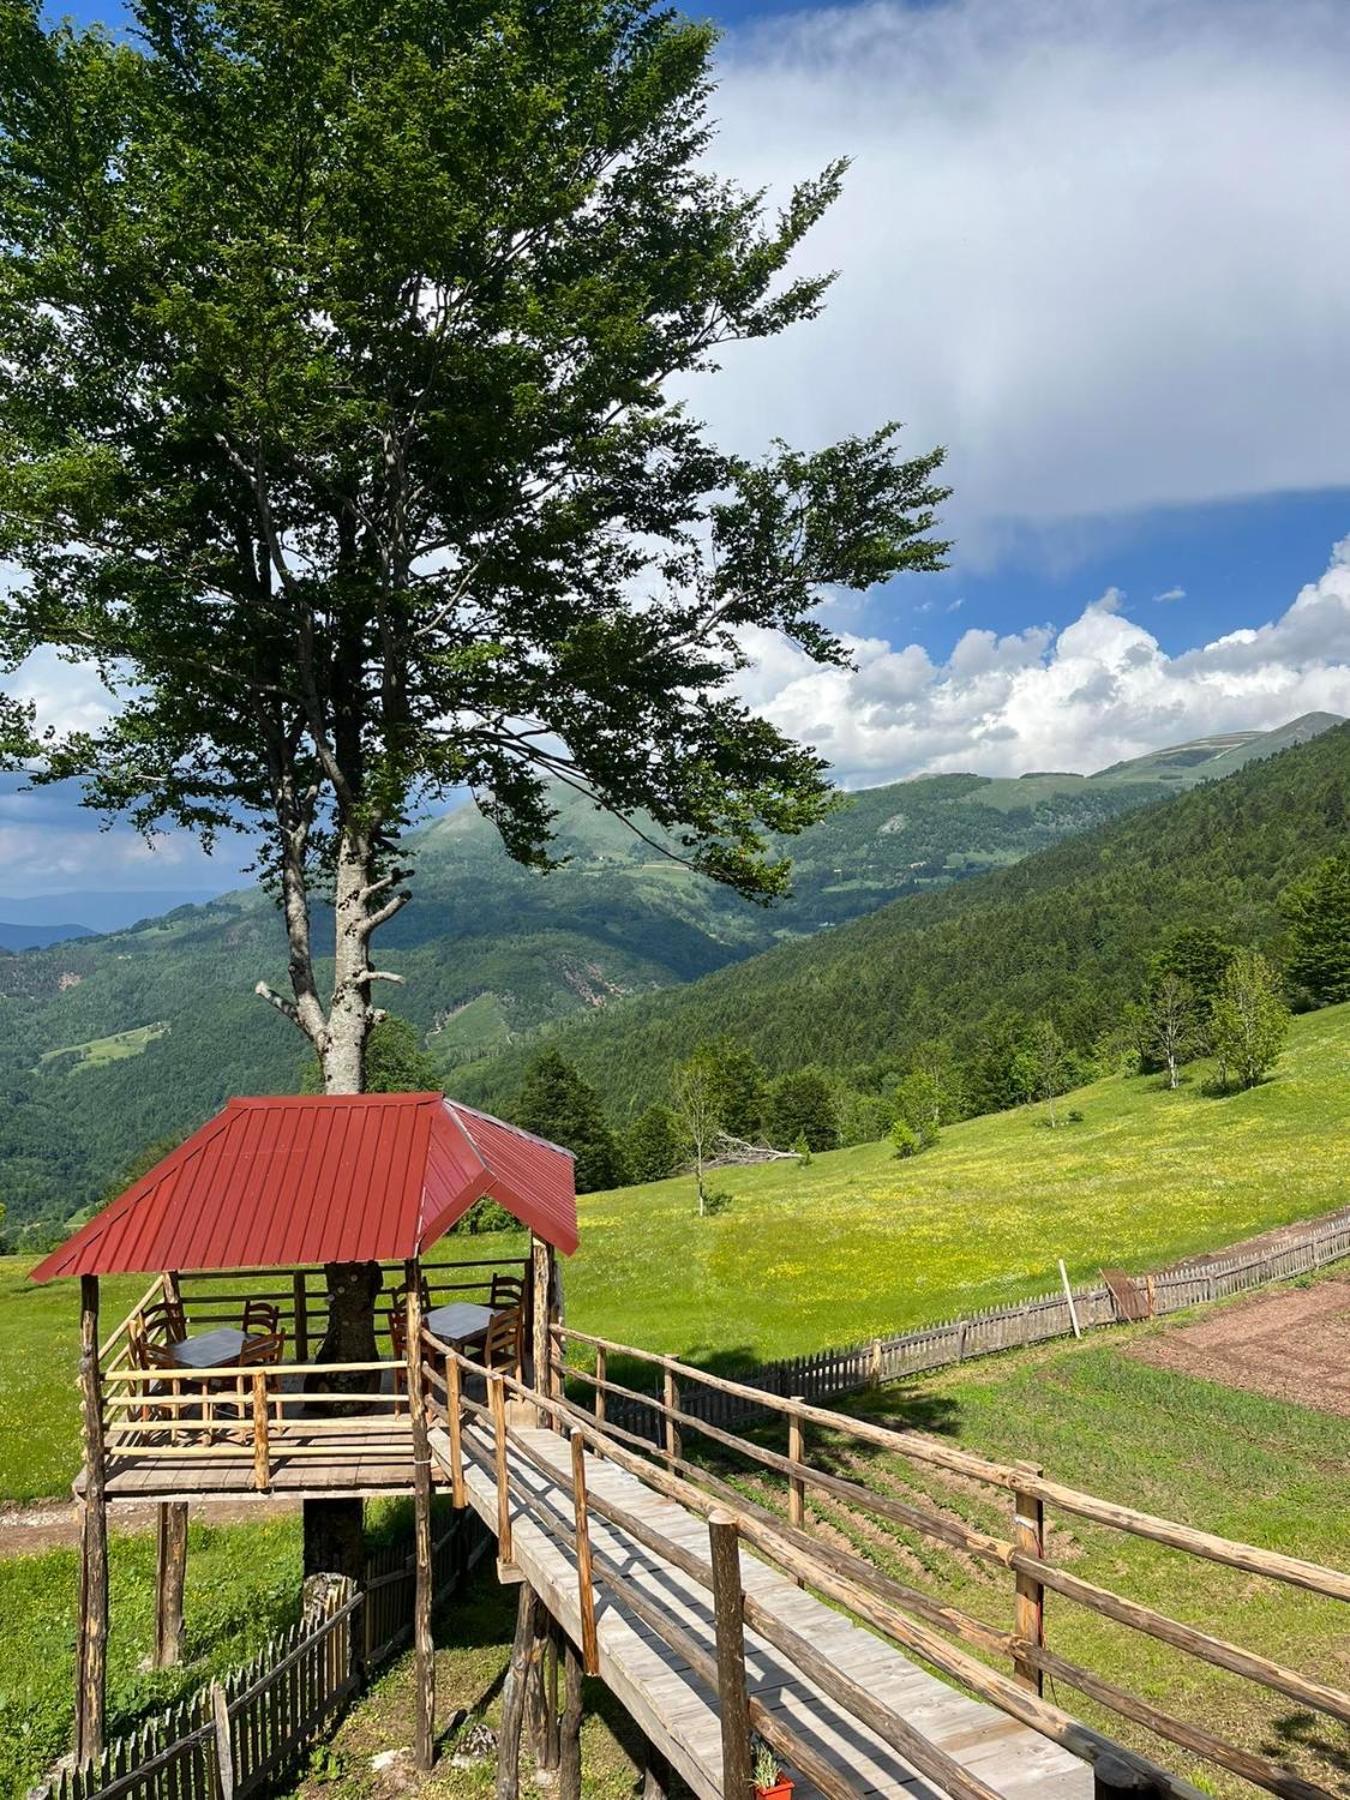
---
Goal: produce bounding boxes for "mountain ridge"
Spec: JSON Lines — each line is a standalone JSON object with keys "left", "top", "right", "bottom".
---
{"left": 0, "top": 711, "right": 1340, "bottom": 1238}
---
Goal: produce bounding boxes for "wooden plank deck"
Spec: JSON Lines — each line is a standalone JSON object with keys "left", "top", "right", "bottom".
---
{"left": 437, "top": 1421, "right": 1090, "bottom": 1800}
{"left": 85, "top": 1415, "right": 420, "bottom": 1504}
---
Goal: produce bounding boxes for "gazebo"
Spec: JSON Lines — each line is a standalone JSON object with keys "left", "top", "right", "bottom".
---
{"left": 31, "top": 1090, "right": 578, "bottom": 1761}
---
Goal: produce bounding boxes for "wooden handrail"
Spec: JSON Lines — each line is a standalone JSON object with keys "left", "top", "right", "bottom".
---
{"left": 551, "top": 1329, "right": 1350, "bottom": 1604}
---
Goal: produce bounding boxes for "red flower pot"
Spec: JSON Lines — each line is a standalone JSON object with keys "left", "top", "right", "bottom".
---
{"left": 756, "top": 1782, "right": 794, "bottom": 1800}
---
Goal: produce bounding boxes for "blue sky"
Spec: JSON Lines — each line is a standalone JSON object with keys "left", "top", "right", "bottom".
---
{"left": 5, "top": 0, "right": 1350, "bottom": 901}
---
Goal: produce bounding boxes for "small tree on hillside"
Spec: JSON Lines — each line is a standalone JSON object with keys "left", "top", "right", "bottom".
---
{"left": 1140, "top": 974, "right": 1200, "bottom": 1089}
{"left": 1280, "top": 853, "right": 1350, "bottom": 1005}
{"left": 672, "top": 1050, "right": 722, "bottom": 1216}
{"left": 514, "top": 1050, "right": 625, "bottom": 1193}
{"left": 1012, "top": 1018, "right": 1073, "bottom": 1127}
{"left": 894, "top": 1067, "right": 942, "bottom": 1147}
{"left": 765, "top": 1068, "right": 840, "bottom": 1152}
{"left": 625, "top": 1103, "right": 684, "bottom": 1185}
{"left": 701, "top": 1038, "right": 767, "bottom": 1141}
{"left": 1208, "top": 950, "right": 1290, "bottom": 1091}
{"left": 1153, "top": 925, "right": 1236, "bottom": 1019}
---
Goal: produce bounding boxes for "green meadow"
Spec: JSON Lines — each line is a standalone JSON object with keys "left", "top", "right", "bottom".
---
{"left": 3, "top": 1002, "right": 1346, "bottom": 1504}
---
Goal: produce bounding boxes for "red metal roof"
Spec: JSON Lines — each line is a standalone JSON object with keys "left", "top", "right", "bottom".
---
{"left": 29, "top": 1093, "right": 578, "bottom": 1282}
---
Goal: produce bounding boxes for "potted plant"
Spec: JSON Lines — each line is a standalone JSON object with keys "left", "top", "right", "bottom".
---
{"left": 753, "top": 1736, "right": 794, "bottom": 1800}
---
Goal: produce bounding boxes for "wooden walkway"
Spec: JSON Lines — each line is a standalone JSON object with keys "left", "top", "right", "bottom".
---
{"left": 86, "top": 1416, "right": 419, "bottom": 1504}
{"left": 434, "top": 1420, "right": 1090, "bottom": 1800}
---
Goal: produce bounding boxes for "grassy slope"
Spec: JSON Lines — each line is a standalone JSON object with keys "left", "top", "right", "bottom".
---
{"left": 561, "top": 1004, "right": 1350, "bottom": 1367}
{"left": 758, "top": 1304, "right": 1350, "bottom": 1798}
{"left": 4, "top": 1003, "right": 1346, "bottom": 1505}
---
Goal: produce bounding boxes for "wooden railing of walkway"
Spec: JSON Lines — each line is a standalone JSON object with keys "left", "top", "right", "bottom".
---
{"left": 519, "top": 1324, "right": 1350, "bottom": 1800}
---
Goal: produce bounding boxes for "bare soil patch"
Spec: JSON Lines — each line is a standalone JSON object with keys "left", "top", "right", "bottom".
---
{"left": 0, "top": 1494, "right": 299, "bottom": 1557}
{"left": 1129, "top": 1275, "right": 1350, "bottom": 1417}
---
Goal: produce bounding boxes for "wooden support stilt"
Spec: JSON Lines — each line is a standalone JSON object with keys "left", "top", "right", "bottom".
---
{"left": 640, "top": 1746, "right": 673, "bottom": 1798}
{"left": 530, "top": 1234, "right": 555, "bottom": 1426}
{"left": 558, "top": 1631, "right": 584, "bottom": 1800}
{"left": 407, "top": 1268, "right": 435, "bottom": 1772}
{"left": 76, "top": 1273, "right": 108, "bottom": 1763}
{"left": 527, "top": 1612, "right": 561, "bottom": 1780}
{"left": 153, "top": 1503, "right": 189, "bottom": 1669}
{"left": 497, "top": 1583, "right": 543, "bottom": 1800}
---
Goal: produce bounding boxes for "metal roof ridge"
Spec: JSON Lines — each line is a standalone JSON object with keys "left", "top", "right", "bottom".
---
{"left": 447, "top": 1096, "right": 578, "bottom": 1162}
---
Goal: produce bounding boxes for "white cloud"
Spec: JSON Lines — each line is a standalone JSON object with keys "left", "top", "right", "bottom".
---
{"left": 695, "top": 0, "right": 1350, "bottom": 550}
{"left": 739, "top": 538, "right": 1350, "bottom": 783}
{"left": 1154, "top": 587, "right": 1187, "bottom": 605}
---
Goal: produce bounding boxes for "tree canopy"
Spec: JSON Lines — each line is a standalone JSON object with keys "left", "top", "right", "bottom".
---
{"left": 0, "top": 0, "right": 948, "bottom": 1093}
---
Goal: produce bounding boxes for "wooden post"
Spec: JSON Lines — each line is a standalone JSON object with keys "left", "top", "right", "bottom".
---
{"left": 497, "top": 1585, "right": 544, "bottom": 1800}
{"left": 571, "top": 1431, "right": 599, "bottom": 1675}
{"left": 663, "top": 1367, "right": 680, "bottom": 1466}
{"left": 707, "top": 1512, "right": 753, "bottom": 1800}
{"left": 407, "top": 1271, "right": 435, "bottom": 1772}
{"left": 1094, "top": 1754, "right": 1168, "bottom": 1798}
{"left": 787, "top": 1398, "right": 805, "bottom": 1531}
{"left": 787, "top": 1396, "right": 806, "bottom": 1587}
{"left": 559, "top": 1632, "right": 584, "bottom": 1800}
{"left": 594, "top": 1347, "right": 606, "bottom": 1430}
{"left": 153, "top": 1503, "right": 189, "bottom": 1668}
{"left": 76, "top": 1273, "right": 108, "bottom": 1764}
{"left": 530, "top": 1233, "right": 554, "bottom": 1424}
{"left": 251, "top": 1371, "right": 271, "bottom": 1491}
{"left": 210, "top": 1680, "right": 235, "bottom": 1800}
{"left": 490, "top": 1372, "right": 515, "bottom": 1574}
{"left": 446, "top": 1351, "right": 467, "bottom": 1509}
{"left": 640, "top": 1748, "right": 673, "bottom": 1798}
{"left": 1012, "top": 1462, "right": 1045, "bottom": 1695}
{"left": 1059, "top": 1259, "right": 1082, "bottom": 1339}
{"left": 293, "top": 1269, "right": 309, "bottom": 1362}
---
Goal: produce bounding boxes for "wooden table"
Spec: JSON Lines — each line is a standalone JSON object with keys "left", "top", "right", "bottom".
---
{"left": 425, "top": 1301, "right": 496, "bottom": 1349}
{"left": 168, "top": 1327, "right": 251, "bottom": 1370}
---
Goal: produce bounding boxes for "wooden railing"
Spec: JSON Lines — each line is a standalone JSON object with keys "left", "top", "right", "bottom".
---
{"left": 100, "top": 1360, "right": 410, "bottom": 1487}
{"left": 419, "top": 1330, "right": 1010, "bottom": 1800}
{"left": 539, "top": 1324, "right": 1350, "bottom": 1800}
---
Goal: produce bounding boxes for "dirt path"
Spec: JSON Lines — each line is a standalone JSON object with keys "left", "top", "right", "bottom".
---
{"left": 0, "top": 1494, "right": 301, "bottom": 1557}
{"left": 1129, "top": 1274, "right": 1350, "bottom": 1417}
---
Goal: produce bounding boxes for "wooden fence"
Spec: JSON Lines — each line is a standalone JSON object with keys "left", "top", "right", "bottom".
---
{"left": 601, "top": 1208, "right": 1350, "bottom": 1441}
{"left": 31, "top": 1512, "right": 489, "bottom": 1800}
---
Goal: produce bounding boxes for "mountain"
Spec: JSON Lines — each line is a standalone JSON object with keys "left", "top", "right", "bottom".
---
{"left": 458, "top": 719, "right": 1350, "bottom": 1119}
{"left": 0, "top": 712, "right": 1339, "bottom": 1239}
{"left": 0, "top": 889, "right": 226, "bottom": 934}
{"left": 0, "top": 921, "right": 96, "bottom": 951}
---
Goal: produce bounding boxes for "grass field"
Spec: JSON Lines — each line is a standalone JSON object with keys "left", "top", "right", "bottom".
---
{"left": 296, "top": 1291, "right": 1350, "bottom": 1800}
{"left": 3, "top": 1003, "right": 1346, "bottom": 1505}
{"left": 567, "top": 1002, "right": 1350, "bottom": 1366}
{"left": 37, "top": 1022, "right": 168, "bottom": 1072}
{"left": 3, "top": 1291, "right": 1347, "bottom": 1796}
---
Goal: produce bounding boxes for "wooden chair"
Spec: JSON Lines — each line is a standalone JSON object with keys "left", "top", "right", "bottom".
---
{"left": 387, "top": 1304, "right": 410, "bottom": 1413}
{"left": 241, "top": 1298, "right": 280, "bottom": 1337}
{"left": 221, "top": 1330, "right": 286, "bottom": 1437}
{"left": 482, "top": 1306, "right": 523, "bottom": 1377}
{"left": 141, "top": 1296, "right": 187, "bottom": 1344}
{"left": 489, "top": 1271, "right": 525, "bottom": 1310}
{"left": 128, "top": 1315, "right": 191, "bottom": 1436}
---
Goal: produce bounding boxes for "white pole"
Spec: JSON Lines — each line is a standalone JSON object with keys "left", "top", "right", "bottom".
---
{"left": 1059, "top": 1259, "right": 1082, "bottom": 1339}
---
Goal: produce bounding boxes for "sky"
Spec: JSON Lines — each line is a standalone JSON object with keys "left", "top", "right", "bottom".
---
{"left": 3, "top": 0, "right": 1350, "bottom": 900}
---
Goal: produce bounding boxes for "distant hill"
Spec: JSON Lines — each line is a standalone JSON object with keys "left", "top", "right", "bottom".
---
{"left": 0, "top": 711, "right": 1339, "bottom": 1236}
{"left": 0, "top": 921, "right": 95, "bottom": 951}
{"left": 459, "top": 719, "right": 1350, "bottom": 1119}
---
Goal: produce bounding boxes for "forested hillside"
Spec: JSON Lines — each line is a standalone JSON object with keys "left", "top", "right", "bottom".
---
{"left": 0, "top": 714, "right": 1336, "bottom": 1238}
{"left": 460, "top": 720, "right": 1350, "bottom": 1119}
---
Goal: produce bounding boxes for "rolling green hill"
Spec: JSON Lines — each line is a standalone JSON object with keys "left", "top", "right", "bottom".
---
{"left": 460, "top": 718, "right": 1350, "bottom": 1118}
{"left": 0, "top": 712, "right": 1338, "bottom": 1237}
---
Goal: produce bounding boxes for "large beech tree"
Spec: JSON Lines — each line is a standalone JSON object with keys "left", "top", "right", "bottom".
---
{"left": 0, "top": 0, "right": 948, "bottom": 1095}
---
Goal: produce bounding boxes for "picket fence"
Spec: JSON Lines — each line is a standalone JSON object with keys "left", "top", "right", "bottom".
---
{"left": 602, "top": 1208, "right": 1350, "bottom": 1442}
{"left": 33, "top": 1511, "right": 489, "bottom": 1800}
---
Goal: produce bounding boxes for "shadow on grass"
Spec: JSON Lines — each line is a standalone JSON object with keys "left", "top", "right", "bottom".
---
{"left": 1267, "top": 1711, "right": 1350, "bottom": 1784}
